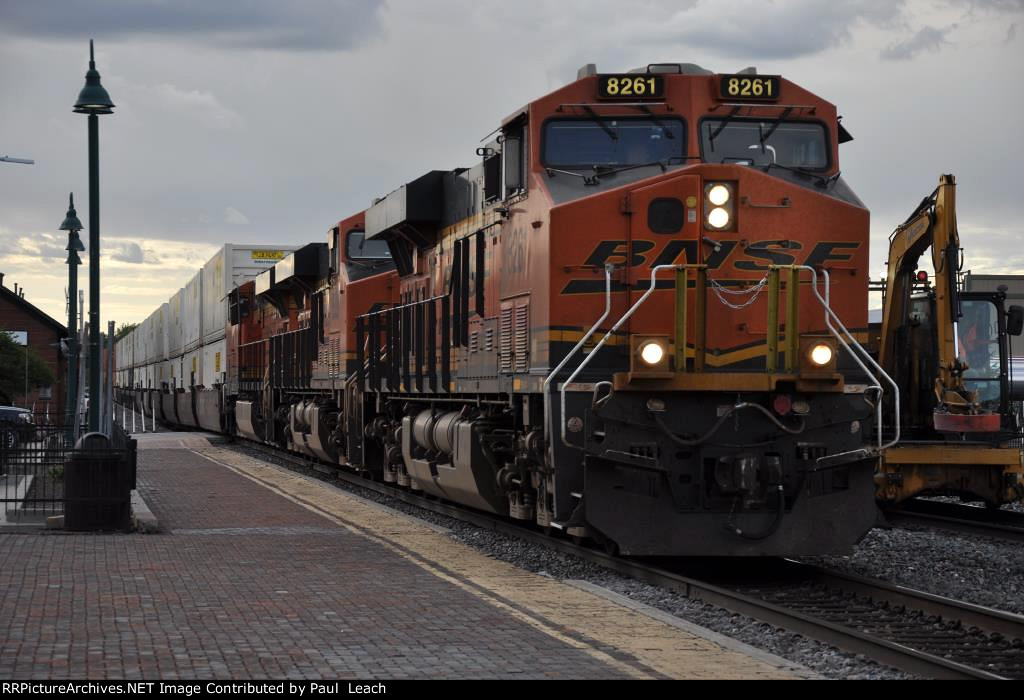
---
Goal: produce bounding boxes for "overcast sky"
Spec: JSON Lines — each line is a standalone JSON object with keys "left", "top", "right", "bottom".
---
{"left": 1, "top": 0, "right": 1022, "bottom": 326}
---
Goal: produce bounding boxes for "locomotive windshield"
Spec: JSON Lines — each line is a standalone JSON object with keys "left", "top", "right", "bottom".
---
{"left": 700, "top": 119, "right": 829, "bottom": 170}
{"left": 542, "top": 117, "right": 685, "bottom": 168}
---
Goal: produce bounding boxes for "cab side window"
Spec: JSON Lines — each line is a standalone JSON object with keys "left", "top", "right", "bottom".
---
{"left": 482, "top": 146, "right": 501, "bottom": 203}
{"left": 345, "top": 229, "right": 396, "bottom": 281}
{"left": 502, "top": 120, "right": 527, "bottom": 199}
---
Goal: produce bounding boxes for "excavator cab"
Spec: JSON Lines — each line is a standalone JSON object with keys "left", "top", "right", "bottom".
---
{"left": 959, "top": 295, "right": 1008, "bottom": 414}
{"left": 905, "top": 288, "right": 1022, "bottom": 436}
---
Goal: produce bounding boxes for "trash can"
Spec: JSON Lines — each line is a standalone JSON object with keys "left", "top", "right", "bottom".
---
{"left": 64, "top": 432, "right": 133, "bottom": 531}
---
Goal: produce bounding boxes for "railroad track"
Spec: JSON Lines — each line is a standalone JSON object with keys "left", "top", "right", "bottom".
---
{"left": 886, "top": 499, "right": 1024, "bottom": 544}
{"left": 220, "top": 440, "right": 1024, "bottom": 679}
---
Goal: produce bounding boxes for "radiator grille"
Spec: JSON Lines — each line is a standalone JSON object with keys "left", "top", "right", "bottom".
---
{"left": 514, "top": 302, "right": 529, "bottom": 373}
{"left": 499, "top": 304, "right": 513, "bottom": 373}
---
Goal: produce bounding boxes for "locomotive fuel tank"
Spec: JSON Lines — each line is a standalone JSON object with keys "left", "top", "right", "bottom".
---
{"left": 288, "top": 400, "right": 339, "bottom": 464}
{"left": 235, "top": 400, "right": 261, "bottom": 443}
{"left": 401, "top": 410, "right": 507, "bottom": 514}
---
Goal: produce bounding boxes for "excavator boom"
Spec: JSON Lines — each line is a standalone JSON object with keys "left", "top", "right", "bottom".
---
{"left": 878, "top": 174, "right": 993, "bottom": 430}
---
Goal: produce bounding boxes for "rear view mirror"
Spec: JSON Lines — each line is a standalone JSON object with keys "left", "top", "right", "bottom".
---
{"left": 1007, "top": 305, "right": 1024, "bottom": 336}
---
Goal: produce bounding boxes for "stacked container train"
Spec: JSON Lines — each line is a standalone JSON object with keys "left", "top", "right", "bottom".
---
{"left": 114, "top": 244, "right": 294, "bottom": 430}
{"left": 118, "top": 62, "right": 893, "bottom": 556}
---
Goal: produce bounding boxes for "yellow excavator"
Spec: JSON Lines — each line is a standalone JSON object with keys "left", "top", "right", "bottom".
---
{"left": 875, "top": 174, "right": 1024, "bottom": 506}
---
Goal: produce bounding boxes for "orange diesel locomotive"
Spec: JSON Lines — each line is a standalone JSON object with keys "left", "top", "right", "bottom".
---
{"left": 121, "top": 63, "right": 886, "bottom": 556}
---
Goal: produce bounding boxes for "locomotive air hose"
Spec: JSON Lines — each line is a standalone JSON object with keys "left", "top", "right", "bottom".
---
{"left": 652, "top": 402, "right": 804, "bottom": 447}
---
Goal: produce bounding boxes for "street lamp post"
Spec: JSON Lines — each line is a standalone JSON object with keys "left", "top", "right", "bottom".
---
{"left": 60, "top": 194, "right": 85, "bottom": 432}
{"left": 73, "top": 40, "right": 114, "bottom": 434}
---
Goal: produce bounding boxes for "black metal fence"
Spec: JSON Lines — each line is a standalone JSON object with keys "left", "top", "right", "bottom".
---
{"left": 0, "top": 414, "right": 74, "bottom": 523}
{"left": 0, "top": 413, "right": 136, "bottom": 529}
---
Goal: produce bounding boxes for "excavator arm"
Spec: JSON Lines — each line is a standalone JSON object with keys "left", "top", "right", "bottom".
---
{"left": 878, "top": 174, "right": 992, "bottom": 430}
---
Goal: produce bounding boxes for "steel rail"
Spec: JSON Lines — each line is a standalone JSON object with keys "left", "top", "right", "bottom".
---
{"left": 784, "top": 561, "right": 1024, "bottom": 644}
{"left": 886, "top": 499, "right": 1024, "bottom": 544}
{"left": 232, "top": 441, "right": 1019, "bottom": 680}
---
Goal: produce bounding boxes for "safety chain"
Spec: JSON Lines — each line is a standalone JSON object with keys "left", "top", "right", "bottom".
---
{"left": 708, "top": 272, "right": 770, "bottom": 310}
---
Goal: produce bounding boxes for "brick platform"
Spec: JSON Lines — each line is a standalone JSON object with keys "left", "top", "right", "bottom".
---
{"left": 0, "top": 442, "right": 804, "bottom": 680}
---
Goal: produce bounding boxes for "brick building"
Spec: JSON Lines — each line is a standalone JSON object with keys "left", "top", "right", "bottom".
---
{"left": 0, "top": 274, "right": 67, "bottom": 412}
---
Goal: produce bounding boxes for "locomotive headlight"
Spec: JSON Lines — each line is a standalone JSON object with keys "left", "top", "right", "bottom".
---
{"left": 704, "top": 181, "right": 737, "bottom": 231}
{"left": 707, "top": 207, "right": 731, "bottom": 229}
{"left": 707, "top": 184, "right": 731, "bottom": 206}
{"left": 808, "top": 343, "right": 834, "bottom": 367}
{"left": 639, "top": 340, "right": 666, "bottom": 366}
{"left": 799, "top": 337, "right": 838, "bottom": 376}
{"left": 631, "top": 335, "right": 673, "bottom": 375}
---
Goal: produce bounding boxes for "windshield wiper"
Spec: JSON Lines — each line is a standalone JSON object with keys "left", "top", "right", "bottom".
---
{"left": 545, "top": 167, "right": 601, "bottom": 186}
{"left": 634, "top": 105, "right": 675, "bottom": 139}
{"left": 707, "top": 105, "right": 741, "bottom": 151}
{"left": 592, "top": 157, "right": 684, "bottom": 179}
{"left": 757, "top": 107, "right": 793, "bottom": 149}
{"left": 582, "top": 105, "right": 618, "bottom": 141}
{"left": 715, "top": 155, "right": 831, "bottom": 188}
{"left": 546, "top": 159, "right": 680, "bottom": 186}
{"left": 759, "top": 161, "right": 832, "bottom": 188}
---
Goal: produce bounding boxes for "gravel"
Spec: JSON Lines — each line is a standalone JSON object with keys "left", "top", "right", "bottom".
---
{"left": 225, "top": 442, "right": 918, "bottom": 680}
{"left": 806, "top": 525, "right": 1024, "bottom": 615}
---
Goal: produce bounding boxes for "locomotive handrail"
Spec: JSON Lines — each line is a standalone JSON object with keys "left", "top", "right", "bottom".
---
{"left": 550, "top": 263, "right": 900, "bottom": 455}
{"left": 798, "top": 265, "right": 901, "bottom": 451}
{"left": 543, "top": 264, "right": 616, "bottom": 453}
{"left": 357, "top": 294, "right": 448, "bottom": 320}
{"left": 557, "top": 263, "right": 682, "bottom": 449}
{"left": 557, "top": 102, "right": 671, "bottom": 111}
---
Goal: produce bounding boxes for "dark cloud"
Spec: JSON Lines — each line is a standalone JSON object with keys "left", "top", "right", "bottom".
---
{"left": 881, "top": 25, "right": 953, "bottom": 60}
{"left": 0, "top": 1, "right": 386, "bottom": 51}
{"left": 667, "top": 1, "right": 906, "bottom": 59}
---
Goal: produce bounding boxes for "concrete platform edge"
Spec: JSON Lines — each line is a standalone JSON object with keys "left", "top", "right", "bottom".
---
{"left": 130, "top": 489, "right": 159, "bottom": 533}
{"left": 564, "top": 579, "right": 822, "bottom": 680}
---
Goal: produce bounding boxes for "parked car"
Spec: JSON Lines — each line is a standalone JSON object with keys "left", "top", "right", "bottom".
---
{"left": 0, "top": 406, "right": 36, "bottom": 448}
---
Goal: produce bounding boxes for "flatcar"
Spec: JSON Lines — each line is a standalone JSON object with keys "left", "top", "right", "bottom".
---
{"left": 118, "top": 62, "right": 887, "bottom": 556}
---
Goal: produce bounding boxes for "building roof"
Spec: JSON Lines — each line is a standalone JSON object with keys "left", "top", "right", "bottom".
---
{"left": 0, "top": 283, "right": 67, "bottom": 336}
{"left": 964, "top": 272, "right": 1024, "bottom": 300}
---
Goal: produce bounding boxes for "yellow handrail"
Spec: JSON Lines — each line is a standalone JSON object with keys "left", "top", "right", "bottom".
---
{"left": 674, "top": 265, "right": 707, "bottom": 372}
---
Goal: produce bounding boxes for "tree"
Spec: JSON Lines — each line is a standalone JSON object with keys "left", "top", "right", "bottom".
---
{"left": 115, "top": 322, "right": 138, "bottom": 341}
{"left": 0, "top": 331, "right": 55, "bottom": 405}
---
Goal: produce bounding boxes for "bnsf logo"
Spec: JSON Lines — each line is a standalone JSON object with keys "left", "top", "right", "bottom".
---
{"left": 563, "top": 239, "right": 859, "bottom": 294}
